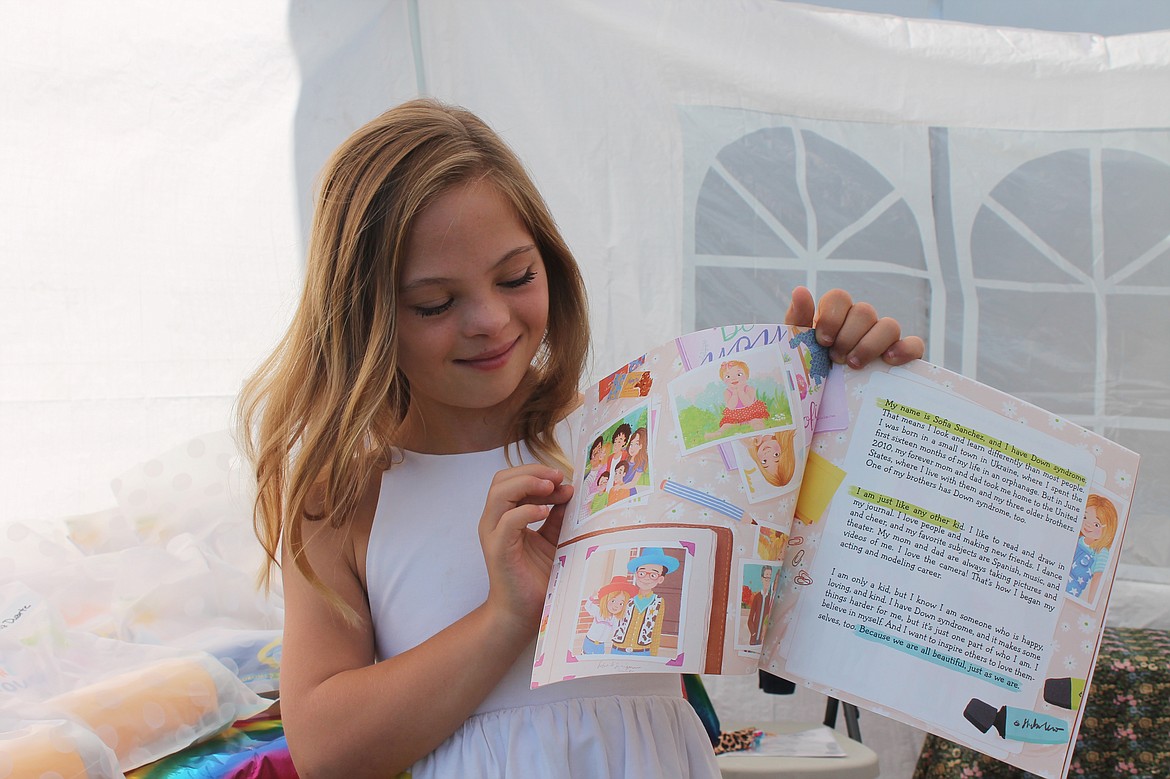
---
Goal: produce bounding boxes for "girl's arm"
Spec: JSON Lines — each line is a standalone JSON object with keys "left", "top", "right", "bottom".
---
{"left": 786, "top": 286, "right": 925, "bottom": 367}
{"left": 1086, "top": 572, "right": 1103, "bottom": 601}
{"left": 583, "top": 597, "right": 602, "bottom": 619}
{"left": 279, "top": 464, "right": 571, "bottom": 779}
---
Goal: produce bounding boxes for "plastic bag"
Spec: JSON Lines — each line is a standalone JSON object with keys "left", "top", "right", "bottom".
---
{"left": 0, "top": 583, "right": 268, "bottom": 772}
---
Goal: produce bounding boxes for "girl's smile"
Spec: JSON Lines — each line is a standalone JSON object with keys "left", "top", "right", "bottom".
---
{"left": 456, "top": 336, "right": 521, "bottom": 370}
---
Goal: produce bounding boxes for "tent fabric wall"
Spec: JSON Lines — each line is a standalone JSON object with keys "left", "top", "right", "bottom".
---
{"left": 4, "top": 2, "right": 1170, "bottom": 777}
{"left": 408, "top": 0, "right": 1170, "bottom": 568}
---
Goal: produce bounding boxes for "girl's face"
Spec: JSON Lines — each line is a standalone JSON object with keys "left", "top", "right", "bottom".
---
{"left": 606, "top": 592, "right": 630, "bottom": 616}
{"left": 1082, "top": 506, "right": 1104, "bottom": 542}
{"left": 756, "top": 436, "right": 782, "bottom": 473}
{"left": 395, "top": 178, "right": 550, "bottom": 450}
{"left": 590, "top": 442, "right": 604, "bottom": 462}
{"left": 628, "top": 433, "right": 642, "bottom": 457}
{"left": 723, "top": 365, "right": 747, "bottom": 387}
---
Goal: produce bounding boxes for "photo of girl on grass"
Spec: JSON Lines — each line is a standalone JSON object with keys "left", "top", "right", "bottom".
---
{"left": 667, "top": 346, "right": 794, "bottom": 456}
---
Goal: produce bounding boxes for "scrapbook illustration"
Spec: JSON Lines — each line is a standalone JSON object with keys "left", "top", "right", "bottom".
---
{"left": 530, "top": 324, "right": 1140, "bottom": 779}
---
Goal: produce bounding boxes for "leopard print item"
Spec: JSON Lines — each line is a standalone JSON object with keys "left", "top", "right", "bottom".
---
{"left": 714, "top": 728, "right": 762, "bottom": 755}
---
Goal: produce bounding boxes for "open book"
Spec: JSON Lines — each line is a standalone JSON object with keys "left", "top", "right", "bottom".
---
{"left": 531, "top": 324, "right": 1139, "bottom": 779}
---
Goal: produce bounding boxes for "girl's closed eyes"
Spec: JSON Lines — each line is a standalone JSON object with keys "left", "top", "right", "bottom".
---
{"left": 409, "top": 266, "right": 539, "bottom": 318}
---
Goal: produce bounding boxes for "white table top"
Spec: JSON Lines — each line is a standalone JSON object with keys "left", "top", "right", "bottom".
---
{"left": 715, "top": 721, "right": 880, "bottom": 779}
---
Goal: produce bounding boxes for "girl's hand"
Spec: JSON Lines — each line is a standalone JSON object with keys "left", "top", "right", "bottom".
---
{"left": 478, "top": 464, "right": 574, "bottom": 634}
{"left": 785, "top": 286, "right": 925, "bottom": 368}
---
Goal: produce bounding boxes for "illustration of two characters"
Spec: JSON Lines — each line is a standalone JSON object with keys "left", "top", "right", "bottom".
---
{"left": 582, "top": 407, "right": 652, "bottom": 519}
{"left": 1065, "top": 493, "right": 1119, "bottom": 605}
{"left": 576, "top": 547, "right": 685, "bottom": 658}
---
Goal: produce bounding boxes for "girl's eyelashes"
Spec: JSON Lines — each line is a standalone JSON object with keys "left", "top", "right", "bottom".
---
{"left": 501, "top": 268, "right": 537, "bottom": 288}
{"left": 409, "top": 268, "right": 536, "bottom": 317}
{"left": 413, "top": 299, "right": 454, "bottom": 318}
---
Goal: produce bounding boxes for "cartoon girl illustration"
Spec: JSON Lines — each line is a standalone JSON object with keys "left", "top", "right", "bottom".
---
{"left": 706, "top": 359, "right": 771, "bottom": 440}
{"left": 1066, "top": 494, "right": 1118, "bottom": 601}
{"left": 623, "top": 426, "right": 650, "bottom": 486}
{"left": 581, "top": 576, "right": 637, "bottom": 654}
{"left": 745, "top": 429, "right": 797, "bottom": 487}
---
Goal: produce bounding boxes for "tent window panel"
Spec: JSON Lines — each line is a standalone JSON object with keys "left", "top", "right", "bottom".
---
{"left": 693, "top": 266, "right": 802, "bottom": 330}
{"left": 975, "top": 289, "right": 1097, "bottom": 416}
{"left": 1106, "top": 302, "right": 1170, "bottom": 418}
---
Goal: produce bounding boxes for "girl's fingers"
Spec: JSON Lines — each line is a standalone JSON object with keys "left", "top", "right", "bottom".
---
{"left": 494, "top": 502, "right": 554, "bottom": 536}
{"left": 485, "top": 466, "right": 561, "bottom": 504}
{"left": 809, "top": 289, "right": 854, "bottom": 348}
{"left": 537, "top": 501, "right": 568, "bottom": 546}
{"left": 784, "top": 286, "right": 816, "bottom": 328}
{"left": 479, "top": 466, "right": 571, "bottom": 534}
{"left": 828, "top": 302, "right": 880, "bottom": 363}
{"left": 882, "top": 335, "right": 926, "bottom": 365}
{"left": 837, "top": 316, "right": 901, "bottom": 368}
{"left": 788, "top": 287, "right": 926, "bottom": 368}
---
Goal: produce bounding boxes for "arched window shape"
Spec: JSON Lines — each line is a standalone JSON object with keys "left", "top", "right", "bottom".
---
{"left": 967, "top": 147, "right": 1170, "bottom": 417}
{"left": 683, "top": 110, "right": 1170, "bottom": 570}
{"left": 688, "top": 124, "right": 936, "bottom": 349}
{"left": 959, "top": 143, "right": 1170, "bottom": 565}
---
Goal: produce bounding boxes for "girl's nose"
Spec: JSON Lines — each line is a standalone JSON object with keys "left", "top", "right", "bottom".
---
{"left": 462, "top": 293, "right": 509, "bottom": 336}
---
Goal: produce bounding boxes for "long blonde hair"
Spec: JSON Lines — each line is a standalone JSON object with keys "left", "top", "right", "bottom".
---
{"left": 1084, "top": 494, "right": 1118, "bottom": 552}
{"left": 237, "top": 99, "right": 589, "bottom": 611}
{"left": 746, "top": 429, "right": 797, "bottom": 487}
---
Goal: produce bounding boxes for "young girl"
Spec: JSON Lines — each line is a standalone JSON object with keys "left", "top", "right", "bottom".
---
{"left": 581, "top": 576, "right": 637, "bottom": 654}
{"left": 238, "top": 98, "right": 923, "bottom": 778}
{"left": 745, "top": 429, "right": 798, "bottom": 487}
{"left": 1066, "top": 493, "right": 1118, "bottom": 601}
{"left": 707, "top": 359, "right": 770, "bottom": 439}
{"left": 624, "top": 426, "right": 650, "bottom": 486}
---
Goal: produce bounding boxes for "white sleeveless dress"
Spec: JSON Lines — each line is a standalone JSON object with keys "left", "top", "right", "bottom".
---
{"left": 365, "top": 427, "right": 721, "bottom": 778}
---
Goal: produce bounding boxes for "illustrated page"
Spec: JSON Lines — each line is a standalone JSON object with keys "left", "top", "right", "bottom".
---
{"left": 532, "top": 324, "right": 824, "bottom": 687}
{"left": 764, "top": 361, "right": 1139, "bottom": 779}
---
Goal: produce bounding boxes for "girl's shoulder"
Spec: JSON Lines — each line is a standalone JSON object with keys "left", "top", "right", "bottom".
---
{"left": 297, "top": 460, "right": 385, "bottom": 592}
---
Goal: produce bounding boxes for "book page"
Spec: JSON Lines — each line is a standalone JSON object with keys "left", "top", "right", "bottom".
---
{"left": 532, "top": 324, "right": 822, "bottom": 686}
{"left": 764, "top": 362, "right": 1139, "bottom": 779}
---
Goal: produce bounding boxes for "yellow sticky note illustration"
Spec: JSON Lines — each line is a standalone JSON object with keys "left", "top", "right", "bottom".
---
{"left": 795, "top": 452, "right": 846, "bottom": 524}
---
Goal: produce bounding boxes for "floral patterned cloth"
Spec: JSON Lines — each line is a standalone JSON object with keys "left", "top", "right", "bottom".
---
{"left": 913, "top": 627, "right": 1170, "bottom": 779}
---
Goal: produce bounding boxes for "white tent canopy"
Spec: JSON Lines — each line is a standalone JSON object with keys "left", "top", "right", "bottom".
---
{"left": 4, "top": 2, "right": 1169, "bottom": 776}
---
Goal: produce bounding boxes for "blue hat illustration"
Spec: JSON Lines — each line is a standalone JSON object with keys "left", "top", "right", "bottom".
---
{"left": 627, "top": 547, "right": 680, "bottom": 574}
